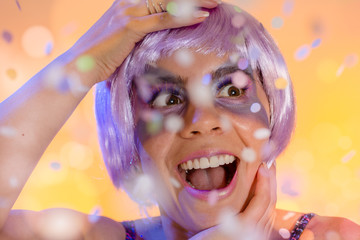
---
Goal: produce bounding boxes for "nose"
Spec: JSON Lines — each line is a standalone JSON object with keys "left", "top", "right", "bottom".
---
{"left": 179, "top": 104, "right": 224, "bottom": 138}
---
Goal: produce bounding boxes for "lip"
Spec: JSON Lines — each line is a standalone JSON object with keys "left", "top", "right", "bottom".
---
{"left": 176, "top": 149, "right": 239, "bottom": 201}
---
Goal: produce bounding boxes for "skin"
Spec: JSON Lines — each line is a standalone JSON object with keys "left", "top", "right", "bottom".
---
{"left": 134, "top": 50, "right": 275, "bottom": 239}
{"left": 0, "top": 0, "right": 359, "bottom": 239}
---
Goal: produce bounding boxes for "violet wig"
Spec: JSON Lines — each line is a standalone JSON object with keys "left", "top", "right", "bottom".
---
{"left": 95, "top": 3, "right": 295, "bottom": 188}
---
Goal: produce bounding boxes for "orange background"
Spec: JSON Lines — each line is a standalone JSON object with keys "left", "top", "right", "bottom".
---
{"left": 0, "top": 0, "right": 359, "bottom": 224}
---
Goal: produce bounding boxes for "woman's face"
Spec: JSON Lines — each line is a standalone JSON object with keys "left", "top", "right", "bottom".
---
{"left": 133, "top": 49, "right": 271, "bottom": 233}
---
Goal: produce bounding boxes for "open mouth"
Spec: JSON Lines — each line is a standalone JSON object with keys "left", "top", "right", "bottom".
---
{"left": 178, "top": 154, "right": 239, "bottom": 191}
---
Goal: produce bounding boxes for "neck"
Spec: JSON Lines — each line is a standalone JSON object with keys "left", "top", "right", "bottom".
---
{"left": 160, "top": 209, "right": 197, "bottom": 240}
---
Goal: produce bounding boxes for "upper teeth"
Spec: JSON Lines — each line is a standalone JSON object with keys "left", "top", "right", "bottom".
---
{"left": 180, "top": 154, "right": 236, "bottom": 171}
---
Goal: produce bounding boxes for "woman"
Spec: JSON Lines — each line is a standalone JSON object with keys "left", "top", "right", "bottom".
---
{"left": 0, "top": 0, "right": 359, "bottom": 239}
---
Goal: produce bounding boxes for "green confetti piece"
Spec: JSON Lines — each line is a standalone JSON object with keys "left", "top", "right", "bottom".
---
{"left": 166, "top": 2, "right": 178, "bottom": 15}
{"left": 234, "top": 6, "right": 242, "bottom": 13}
{"left": 76, "top": 55, "right": 95, "bottom": 72}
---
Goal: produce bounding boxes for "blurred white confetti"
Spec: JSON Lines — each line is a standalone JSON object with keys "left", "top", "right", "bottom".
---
{"left": 279, "top": 228, "right": 291, "bottom": 239}
{"left": 341, "top": 150, "right": 356, "bottom": 163}
{"left": 282, "top": 0, "right": 294, "bottom": 16}
{"left": 9, "top": 177, "right": 18, "bottom": 188}
{"left": 188, "top": 81, "right": 213, "bottom": 107}
{"left": 250, "top": 103, "right": 261, "bottom": 113}
{"left": 174, "top": 48, "right": 194, "bottom": 68}
{"left": 271, "top": 16, "right": 284, "bottom": 29}
{"left": 170, "top": 177, "right": 181, "bottom": 188}
{"left": 231, "top": 14, "right": 246, "bottom": 28}
{"left": 22, "top": 25, "right": 54, "bottom": 58}
{"left": 0, "top": 126, "right": 18, "bottom": 138}
{"left": 132, "top": 174, "right": 156, "bottom": 206}
{"left": 164, "top": 114, "right": 184, "bottom": 133}
{"left": 253, "top": 128, "right": 270, "bottom": 140}
{"left": 241, "top": 147, "right": 256, "bottom": 162}
{"left": 167, "top": 0, "right": 196, "bottom": 23}
{"left": 207, "top": 190, "right": 219, "bottom": 206}
{"left": 232, "top": 71, "right": 248, "bottom": 89}
{"left": 220, "top": 115, "right": 232, "bottom": 132}
{"left": 282, "top": 211, "right": 295, "bottom": 220}
{"left": 325, "top": 230, "right": 341, "bottom": 240}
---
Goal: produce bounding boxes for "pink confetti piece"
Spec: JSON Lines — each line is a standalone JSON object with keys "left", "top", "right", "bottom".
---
{"left": 341, "top": 150, "right": 356, "bottom": 163}
{"left": 207, "top": 190, "right": 219, "bottom": 206}
{"left": 2, "top": 31, "right": 13, "bottom": 43}
{"left": 279, "top": 228, "right": 291, "bottom": 239}
{"left": 282, "top": 0, "right": 294, "bottom": 16}
{"left": 231, "top": 14, "right": 245, "bottom": 28}
{"left": 237, "top": 58, "right": 249, "bottom": 70}
{"left": 15, "top": 0, "right": 21, "bottom": 10}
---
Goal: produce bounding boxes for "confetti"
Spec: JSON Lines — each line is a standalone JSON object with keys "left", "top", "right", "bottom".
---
{"left": 325, "top": 230, "right": 341, "bottom": 240}
{"left": 253, "top": 128, "right": 270, "bottom": 140}
{"left": 146, "top": 112, "right": 163, "bottom": 135}
{"left": 281, "top": 180, "right": 299, "bottom": 197}
{"left": 250, "top": 102, "right": 261, "bottom": 113}
{"left": 170, "top": 177, "right": 181, "bottom": 188}
{"left": 220, "top": 115, "right": 232, "bottom": 132}
{"left": 344, "top": 53, "right": 358, "bottom": 68}
{"left": 294, "top": 45, "right": 311, "bottom": 61}
{"left": 241, "top": 147, "right": 256, "bottom": 162}
{"left": 275, "top": 77, "right": 288, "bottom": 89}
{"left": 207, "top": 190, "right": 219, "bottom": 206}
{"left": 232, "top": 71, "right": 248, "bottom": 89}
{"left": 271, "top": 16, "right": 284, "bottom": 29}
{"left": 282, "top": 0, "right": 294, "bottom": 16}
{"left": 279, "top": 228, "right": 291, "bottom": 239}
{"left": 174, "top": 48, "right": 194, "bottom": 67}
{"left": 237, "top": 58, "right": 249, "bottom": 70}
{"left": 341, "top": 150, "right": 356, "bottom": 163}
{"left": 311, "top": 38, "right": 322, "bottom": 48}
{"left": 229, "top": 53, "right": 240, "bottom": 63}
{"left": 50, "top": 161, "right": 61, "bottom": 171}
{"left": 231, "top": 14, "right": 246, "bottom": 28}
{"left": 6, "top": 68, "right": 17, "bottom": 80}
{"left": 164, "top": 114, "right": 184, "bottom": 133}
{"left": 0, "top": 126, "right": 18, "bottom": 138}
{"left": 45, "top": 41, "right": 53, "bottom": 55}
{"left": 76, "top": 55, "right": 95, "bottom": 72}
{"left": 233, "top": 6, "right": 242, "bottom": 13}
{"left": 202, "top": 73, "right": 211, "bottom": 85}
{"left": 2, "top": 30, "right": 13, "bottom": 43}
{"left": 60, "top": 21, "right": 78, "bottom": 36}
{"left": 166, "top": 2, "right": 177, "bottom": 15}
{"left": 9, "top": 177, "right": 18, "bottom": 188}
{"left": 167, "top": 0, "right": 196, "bottom": 22}
{"left": 249, "top": 47, "right": 261, "bottom": 61}
{"left": 132, "top": 174, "right": 155, "bottom": 205}
{"left": 282, "top": 212, "right": 295, "bottom": 220}
{"left": 15, "top": 0, "right": 21, "bottom": 10}
{"left": 188, "top": 81, "right": 213, "bottom": 107}
{"left": 88, "top": 206, "right": 102, "bottom": 223}
{"left": 336, "top": 64, "right": 345, "bottom": 77}
{"left": 22, "top": 26, "right": 54, "bottom": 58}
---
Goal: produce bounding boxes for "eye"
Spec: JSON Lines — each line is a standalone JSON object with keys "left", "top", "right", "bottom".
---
{"left": 151, "top": 92, "right": 183, "bottom": 108}
{"left": 217, "top": 84, "right": 245, "bottom": 98}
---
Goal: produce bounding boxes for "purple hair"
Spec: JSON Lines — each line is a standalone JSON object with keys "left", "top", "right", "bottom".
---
{"left": 95, "top": 4, "right": 295, "bottom": 188}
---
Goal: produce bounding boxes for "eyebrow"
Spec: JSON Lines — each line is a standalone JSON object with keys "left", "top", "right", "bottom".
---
{"left": 142, "top": 62, "right": 253, "bottom": 86}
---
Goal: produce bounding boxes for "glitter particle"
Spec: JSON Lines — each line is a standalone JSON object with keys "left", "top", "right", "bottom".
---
{"left": 344, "top": 54, "right": 358, "bottom": 68}
{"left": 164, "top": 114, "right": 184, "bottom": 133}
{"left": 249, "top": 47, "right": 261, "bottom": 61}
{"left": 202, "top": 73, "right": 212, "bottom": 85}
{"left": 170, "top": 177, "right": 181, "bottom": 188}
{"left": 254, "top": 128, "right": 271, "bottom": 140}
{"left": 22, "top": 26, "right": 54, "bottom": 58}
{"left": 232, "top": 71, "right": 248, "bottom": 89}
{"left": 282, "top": 212, "right": 296, "bottom": 220}
{"left": 188, "top": 81, "right": 213, "bottom": 107}
{"left": 237, "top": 58, "right": 249, "bottom": 70}
{"left": 231, "top": 14, "right": 246, "bottom": 28}
{"left": 311, "top": 38, "right": 322, "bottom": 48}
{"left": 50, "top": 161, "right": 61, "bottom": 171}
{"left": 295, "top": 45, "right": 311, "bottom": 61}
{"left": 250, "top": 103, "right": 261, "bottom": 113}
{"left": 6, "top": 68, "right": 17, "bottom": 80}
{"left": 275, "top": 77, "right": 288, "bottom": 89}
{"left": 282, "top": 0, "right": 294, "bottom": 16}
{"left": 9, "top": 177, "right": 19, "bottom": 188}
{"left": 325, "top": 230, "right": 341, "bottom": 240}
{"left": 207, "top": 190, "right": 219, "bottom": 206}
{"left": 220, "top": 115, "right": 232, "bottom": 132}
{"left": 341, "top": 150, "right": 356, "bottom": 163}
{"left": 76, "top": 55, "right": 95, "bottom": 72}
{"left": 241, "top": 147, "right": 256, "bottom": 162}
{"left": 45, "top": 41, "right": 53, "bottom": 55}
{"left": 174, "top": 49, "right": 194, "bottom": 67}
{"left": 15, "top": 0, "right": 21, "bottom": 10}
{"left": 271, "top": 16, "right": 284, "bottom": 29}
{"left": 2, "top": 30, "right": 13, "bottom": 43}
{"left": 279, "top": 228, "right": 291, "bottom": 239}
{"left": 0, "top": 126, "right": 18, "bottom": 138}
{"left": 88, "top": 206, "right": 102, "bottom": 223}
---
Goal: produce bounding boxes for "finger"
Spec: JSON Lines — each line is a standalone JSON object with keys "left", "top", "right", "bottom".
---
{"left": 129, "top": 11, "right": 210, "bottom": 35}
{"left": 241, "top": 163, "right": 272, "bottom": 222}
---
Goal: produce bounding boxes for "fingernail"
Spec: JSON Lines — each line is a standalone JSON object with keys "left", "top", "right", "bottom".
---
{"left": 266, "top": 160, "right": 273, "bottom": 169}
{"left": 193, "top": 10, "right": 210, "bottom": 18}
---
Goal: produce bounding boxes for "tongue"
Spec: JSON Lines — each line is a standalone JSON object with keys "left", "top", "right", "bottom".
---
{"left": 187, "top": 167, "right": 227, "bottom": 190}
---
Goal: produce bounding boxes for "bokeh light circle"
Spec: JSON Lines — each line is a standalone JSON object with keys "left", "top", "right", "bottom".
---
{"left": 21, "top": 25, "right": 54, "bottom": 58}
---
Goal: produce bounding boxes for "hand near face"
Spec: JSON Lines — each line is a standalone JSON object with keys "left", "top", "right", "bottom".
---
{"left": 189, "top": 162, "right": 277, "bottom": 240}
{"left": 67, "top": 0, "right": 220, "bottom": 87}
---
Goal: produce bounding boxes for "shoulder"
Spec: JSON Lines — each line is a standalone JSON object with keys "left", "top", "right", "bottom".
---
{"left": 1, "top": 209, "right": 126, "bottom": 240}
{"left": 308, "top": 214, "right": 360, "bottom": 240}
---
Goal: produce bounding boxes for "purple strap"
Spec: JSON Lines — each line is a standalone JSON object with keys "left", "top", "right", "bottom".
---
{"left": 289, "top": 213, "right": 315, "bottom": 240}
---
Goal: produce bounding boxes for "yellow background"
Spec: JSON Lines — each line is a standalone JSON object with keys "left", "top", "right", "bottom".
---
{"left": 1, "top": 0, "right": 359, "bottom": 224}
